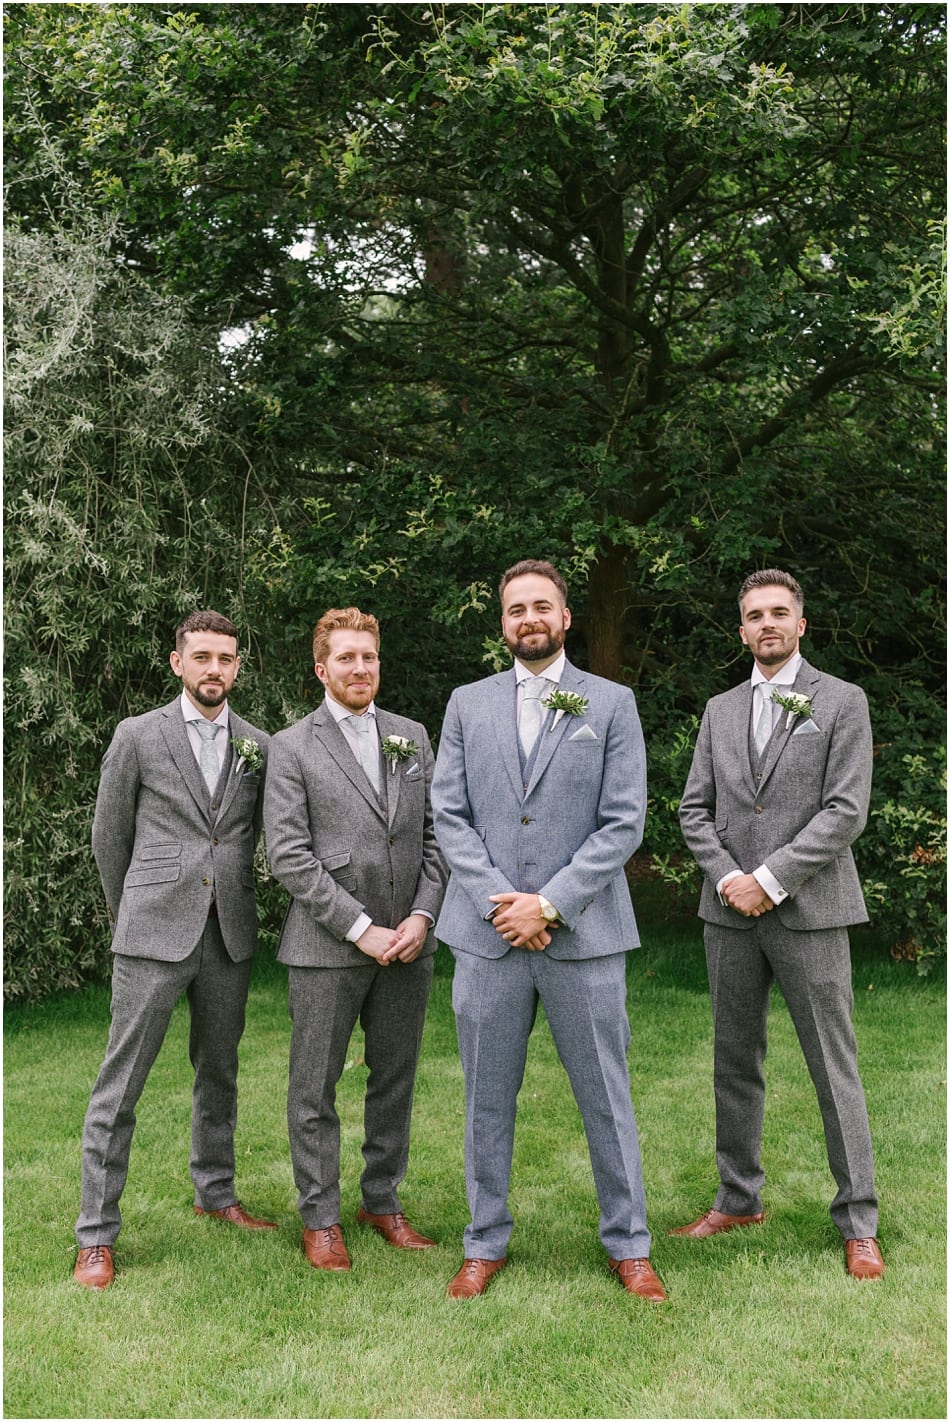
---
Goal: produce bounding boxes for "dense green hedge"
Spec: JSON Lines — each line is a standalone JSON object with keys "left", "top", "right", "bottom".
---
{"left": 5, "top": 133, "right": 945, "bottom": 999}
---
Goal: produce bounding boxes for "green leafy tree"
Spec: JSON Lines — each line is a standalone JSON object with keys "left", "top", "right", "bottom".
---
{"left": 2, "top": 197, "right": 286, "bottom": 998}
{"left": 5, "top": 3, "right": 945, "bottom": 986}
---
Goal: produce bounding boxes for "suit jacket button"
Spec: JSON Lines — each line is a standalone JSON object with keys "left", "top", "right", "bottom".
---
{"left": 389, "top": 835, "right": 396, "bottom": 845}
{"left": 754, "top": 806, "right": 763, "bottom": 814}
{"left": 211, "top": 837, "right": 219, "bottom": 846}
{"left": 521, "top": 816, "right": 531, "bottom": 825}
{"left": 202, "top": 876, "right": 211, "bottom": 885}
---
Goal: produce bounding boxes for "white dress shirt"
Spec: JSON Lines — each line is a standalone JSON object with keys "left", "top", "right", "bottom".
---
{"left": 181, "top": 693, "right": 229, "bottom": 782}
{"left": 514, "top": 649, "right": 566, "bottom": 704}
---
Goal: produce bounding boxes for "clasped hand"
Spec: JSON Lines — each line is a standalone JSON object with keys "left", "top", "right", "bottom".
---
{"left": 356, "top": 913, "right": 429, "bottom": 966}
{"left": 489, "top": 892, "right": 557, "bottom": 952}
{"left": 722, "top": 873, "right": 774, "bottom": 918}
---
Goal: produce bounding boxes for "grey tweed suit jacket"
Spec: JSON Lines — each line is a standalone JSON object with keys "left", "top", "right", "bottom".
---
{"left": 264, "top": 703, "right": 446, "bottom": 967}
{"left": 91, "top": 699, "right": 268, "bottom": 962}
{"left": 432, "top": 659, "right": 646, "bottom": 960}
{"left": 679, "top": 658, "right": 872, "bottom": 931}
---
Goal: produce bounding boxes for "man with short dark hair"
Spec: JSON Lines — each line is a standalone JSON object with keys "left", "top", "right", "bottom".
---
{"left": 264, "top": 607, "right": 446, "bottom": 1272}
{"left": 673, "top": 569, "right": 884, "bottom": 1280}
{"left": 432, "top": 560, "right": 664, "bottom": 1302}
{"left": 74, "top": 611, "right": 274, "bottom": 1290}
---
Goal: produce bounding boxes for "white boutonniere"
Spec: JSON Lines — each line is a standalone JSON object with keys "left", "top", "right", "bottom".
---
{"left": 770, "top": 690, "right": 813, "bottom": 730}
{"left": 381, "top": 734, "right": 419, "bottom": 774}
{"left": 231, "top": 736, "right": 263, "bottom": 773}
{"left": 542, "top": 689, "right": 590, "bottom": 730}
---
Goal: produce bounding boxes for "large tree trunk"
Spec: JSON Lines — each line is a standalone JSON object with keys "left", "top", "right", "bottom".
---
{"left": 584, "top": 548, "right": 631, "bottom": 685}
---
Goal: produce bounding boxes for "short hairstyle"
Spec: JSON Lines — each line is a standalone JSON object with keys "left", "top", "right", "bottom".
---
{"left": 312, "top": 607, "right": 380, "bottom": 665}
{"left": 175, "top": 609, "right": 239, "bottom": 653}
{"left": 498, "top": 559, "right": 569, "bottom": 606}
{"left": 738, "top": 568, "right": 804, "bottom": 617}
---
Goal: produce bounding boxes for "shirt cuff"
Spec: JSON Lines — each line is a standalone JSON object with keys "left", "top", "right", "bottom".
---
{"left": 410, "top": 910, "right": 434, "bottom": 924}
{"left": 753, "top": 865, "right": 788, "bottom": 904}
{"left": 345, "top": 913, "right": 373, "bottom": 943}
{"left": 716, "top": 870, "right": 742, "bottom": 906}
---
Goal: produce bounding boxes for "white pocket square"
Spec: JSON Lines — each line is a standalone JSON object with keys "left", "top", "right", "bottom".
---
{"left": 569, "top": 724, "right": 598, "bottom": 742}
{"left": 792, "top": 719, "right": 822, "bottom": 736}
{"left": 405, "top": 762, "right": 422, "bottom": 777}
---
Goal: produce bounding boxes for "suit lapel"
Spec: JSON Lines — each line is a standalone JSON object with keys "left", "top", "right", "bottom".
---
{"left": 490, "top": 670, "right": 526, "bottom": 801}
{"left": 160, "top": 700, "right": 213, "bottom": 820}
{"left": 375, "top": 709, "right": 401, "bottom": 827}
{"left": 736, "top": 681, "right": 760, "bottom": 788}
{"left": 755, "top": 661, "right": 822, "bottom": 793}
{"left": 313, "top": 703, "right": 386, "bottom": 821}
{"left": 524, "top": 662, "right": 587, "bottom": 799}
{"left": 215, "top": 711, "right": 248, "bottom": 822}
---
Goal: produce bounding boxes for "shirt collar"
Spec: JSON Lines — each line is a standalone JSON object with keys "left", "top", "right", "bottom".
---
{"left": 750, "top": 651, "right": 802, "bottom": 690}
{"left": 324, "top": 691, "right": 377, "bottom": 723}
{"left": 514, "top": 650, "right": 566, "bottom": 686}
{"left": 180, "top": 692, "right": 228, "bottom": 729}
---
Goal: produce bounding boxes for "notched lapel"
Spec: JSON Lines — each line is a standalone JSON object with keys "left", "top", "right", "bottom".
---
{"left": 161, "top": 704, "right": 212, "bottom": 819}
{"left": 524, "top": 667, "right": 588, "bottom": 798}
{"left": 756, "top": 664, "right": 822, "bottom": 791}
{"left": 375, "top": 712, "right": 402, "bottom": 827}
{"left": 215, "top": 717, "right": 250, "bottom": 822}
{"left": 491, "top": 672, "right": 525, "bottom": 801}
{"left": 313, "top": 707, "right": 386, "bottom": 820}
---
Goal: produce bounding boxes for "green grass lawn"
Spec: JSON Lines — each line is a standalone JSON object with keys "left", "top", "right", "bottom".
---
{"left": 4, "top": 900, "right": 946, "bottom": 1419}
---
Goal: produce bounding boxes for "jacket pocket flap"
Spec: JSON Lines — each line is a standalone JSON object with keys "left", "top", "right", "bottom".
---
{"left": 138, "top": 843, "right": 181, "bottom": 860}
{"left": 125, "top": 865, "right": 181, "bottom": 887}
{"left": 322, "top": 851, "right": 352, "bottom": 872}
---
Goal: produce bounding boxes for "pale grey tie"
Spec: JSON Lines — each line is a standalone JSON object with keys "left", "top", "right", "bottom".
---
{"left": 195, "top": 719, "right": 222, "bottom": 794}
{"left": 519, "top": 677, "right": 547, "bottom": 757}
{"left": 754, "top": 685, "right": 780, "bottom": 757}
{"left": 348, "top": 714, "right": 380, "bottom": 793}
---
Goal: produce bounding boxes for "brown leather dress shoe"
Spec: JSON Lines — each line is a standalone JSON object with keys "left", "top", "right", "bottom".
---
{"left": 194, "top": 1201, "right": 277, "bottom": 1229}
{"left": 356, "top": 1207, "right": 436, "bottom": 1249}
{"left": 608, "top": 1257, "right": 667, "bottom": 1302}
{"left": 668, "top": 1207, "right": 764, "bottom": 1238}
{"left": 845, "top": 1237, "right": 885, "bottom": 1280}
{"left": 302, "top": 1224, "right": 351, "bottom": 1271}
{"left": 446, "top": 1257, "right": 506, "bottom": 1299}
{"left": 74, "top": 1245, "right": 114, "bottom": 1290}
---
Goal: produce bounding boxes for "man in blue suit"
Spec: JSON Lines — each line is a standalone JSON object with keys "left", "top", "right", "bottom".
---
{"left": 431, "top": 559, "right": 664, "bottom": 1302}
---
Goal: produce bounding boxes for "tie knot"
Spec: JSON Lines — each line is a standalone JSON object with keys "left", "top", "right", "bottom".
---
{"left": 349, "top": 713, "right": 373, "bottom": 734}
{"left": 523, "top": 678, "right": 546, "bottom": 701}
{"left": 195, "top": 720, "right": 220, "bottom": 742}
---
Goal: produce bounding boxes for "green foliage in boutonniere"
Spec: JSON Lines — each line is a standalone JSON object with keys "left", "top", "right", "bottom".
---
{"left": 231, "top": 736, "right": 263, "bottom": 773}
{"left": 770, "top": 690, "right": 813, "bottom": 729}
{"left": 542, "top": 689, "right": 590, "bottom": 729}
{"left": 381, "top": 734, "right": 419, "bottom": 773}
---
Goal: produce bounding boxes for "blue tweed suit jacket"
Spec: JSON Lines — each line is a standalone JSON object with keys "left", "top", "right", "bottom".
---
{"left": 432, "top": 659, "right": 646, "bottom": 960}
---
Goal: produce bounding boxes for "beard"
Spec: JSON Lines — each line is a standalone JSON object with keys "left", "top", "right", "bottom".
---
{"left": 751, "top": 636, "right": 796, "bottom": 667}
{"left": 187, "top": 679, "right": 227, "bottom": 708}
{"left": 507, "top": 629, "right": 565, "bottom": 664}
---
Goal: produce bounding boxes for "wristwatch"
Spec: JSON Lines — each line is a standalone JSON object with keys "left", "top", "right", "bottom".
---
{"left": 537, "top": 894, "right": 560, "bottom": 924}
